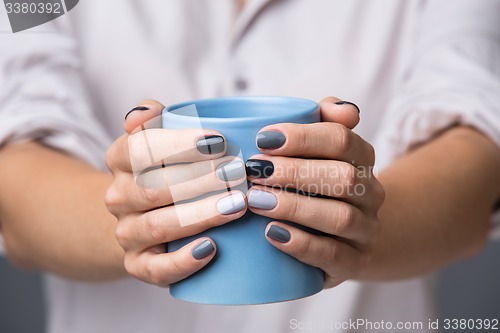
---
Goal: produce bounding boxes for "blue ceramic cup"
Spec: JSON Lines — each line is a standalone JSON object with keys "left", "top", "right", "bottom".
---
{"left": 162, "top": 96, "right": 323, "bottom": 305}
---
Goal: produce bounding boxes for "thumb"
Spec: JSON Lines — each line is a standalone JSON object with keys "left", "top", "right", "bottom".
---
{"left": 319, "top": 96, "right": 360, "bottom": 130}
{"left": 124, "top": 99, "right": 165, "bottom": 134}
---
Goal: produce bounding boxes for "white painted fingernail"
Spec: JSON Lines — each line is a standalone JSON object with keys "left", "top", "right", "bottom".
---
{"left": 248, "top": 190, "right": 277, "bottom": 210}
{"left": 216, "top": 192, "right": 246, "bottom": 215}
{"left": 216, "top": 160, "right": 246, "bottom": 181}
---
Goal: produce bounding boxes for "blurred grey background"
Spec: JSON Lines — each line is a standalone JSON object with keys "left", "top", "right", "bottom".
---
{"left": 1, "top": 241, "right": 499, "bottom": 333}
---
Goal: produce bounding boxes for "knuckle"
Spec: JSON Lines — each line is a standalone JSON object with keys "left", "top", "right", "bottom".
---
{"left": 114, "top": 222, "right": 130, "bottom": 248}
{"left": 343, "top": 164, "right": 356, "bottom": 188}
{"left": 145, "top": 261, "right": 164, "bottom": 285}
{"left": 141, "top": 187, "right": 163, "bottom": 206}
{"left": 332, "top": 124, "right": 352, "bottom": 156}
{"left": 364, "top": 177, "right": 385, "bottom": 211}
{"left": 290, "top": 159, "right": 302, "bottom": 187}
{"left": 105, "top": 135, "right": 126, "bottom": 171}
{"left": 105, "top": 147, "right": 115, "bottom": 171}
{"left": 128, "top": 133, "right": 150, "bottom": 168}
{"left": 324, "top": 244, "right": 339, "bottom": 266}
{"left": 334, "top": 203, "right": 354, "bottom": 235}
{"left": 286, "top": 194, "right": 302, "bottom": 221}
{"left": 361, "top": 217, "right": 381, "bottom": 249}
{"left": 144, "top": 212, "right": 168, "bottom": 243}
{"left": 170, "top": 253, "right": 190, "bottom": 276}
{"left": 293, "top": 233, "right": 313, "bottom": 257}
{"left": 104, "top": 186, "right": 123, "bottom": 215}
{"left": 123, "top": 254, "right": 137, "bottom": 277}
{"left": 295, "top": 125, "right": 309, "bottom": 152}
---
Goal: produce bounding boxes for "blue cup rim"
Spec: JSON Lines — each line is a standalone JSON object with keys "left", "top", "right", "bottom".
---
{"left": 162, "top": 96, "right": 318, "bottom": 125}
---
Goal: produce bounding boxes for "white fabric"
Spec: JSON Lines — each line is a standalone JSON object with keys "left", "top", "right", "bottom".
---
{"left": 1, "top": 0, "right": 500, "bottom": 332}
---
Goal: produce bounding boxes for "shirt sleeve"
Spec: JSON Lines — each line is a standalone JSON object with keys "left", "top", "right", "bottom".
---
{"left": 0, "top": 9, "right": 114, "bottom": 252}
{"left": 373, "top": 0, "right": 500, "bottom": 238}
{"left": 0, "top": 9, "right": 112, "bottom": 170}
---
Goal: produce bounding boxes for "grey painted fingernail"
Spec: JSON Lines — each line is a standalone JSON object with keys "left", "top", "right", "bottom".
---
{"left": 267, "top": 225, "right": 291, "bottom": 243}
{"left": 335, "top": 101, "right": 360, "bottom": 113}
{"left": 216, "top": 160, "right": 246, "bottom": 181}
{"left": 248, "top": 190, "right": 277, "bottom": 210}
{"left": 257, "top": 131, "right": 286, "bottom": 149}
{"left": 192, "top": 240, "right": 215, "bottom": 260}
{"left": 196, "top": 135, "right": 225, "bottom": 155}
{"left": 216, "top": 192, "right": 246, "bottom": 215}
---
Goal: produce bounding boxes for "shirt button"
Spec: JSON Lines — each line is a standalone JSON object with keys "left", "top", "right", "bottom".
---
{"left": 234, "top": 78, "right": 248, "bottom": 91}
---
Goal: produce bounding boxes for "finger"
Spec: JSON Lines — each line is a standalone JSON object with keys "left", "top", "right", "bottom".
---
{"left": 107, "top": 157, "right": 246, "bottom": 215}
{"left": 106, "top": 128, "right": 227, "bottom": 173}
{"left": 137, "top": 156, "right": 245, "bottom": 190}
{"left": 264, "top": 222, "right": 370, "bottom": 287}
{"left": 115, "top": 191, "right": 247, "bottom": 251}
{"left": 124, "top": 99, "right": 165, "bottom": 134}
{"left": 245, "top": 155, "right": 380, "bottom": 207}
{"left": 319, "top": 96, "right": 360, "bottom": 130}
{"left": 125, "top": 238, "right": 216, "bottom": 287}
{"left": 255, "top": 122, "right": 375, "bottom": 167}
{"left": 247, "top": 186, "right": 377, "bottom": 244}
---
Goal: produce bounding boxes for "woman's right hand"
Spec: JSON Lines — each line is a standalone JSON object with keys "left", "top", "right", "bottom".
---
{"left": 105, "top": 100, "right": 247, "bottom": 287}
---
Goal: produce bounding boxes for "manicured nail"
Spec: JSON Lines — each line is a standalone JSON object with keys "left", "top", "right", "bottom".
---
{"left": 267, "top": 225, "right": 290, "bottom": 243}
{"left": 124, "top": 106, "right": 150, "bottom": 120}
{"left": 216, "top": 192, "right": 246, "bottom": 215}
{"left": 216, "top": 160, "right": 246, "bottom": 181}
{"left": 335, "top": 101, "right": 360, "bottom": 113}
{"left": 248, "top": 190, "right": 277, "bottom": 210}
{"left": 196, "top": 135, "right": 225, "bottom": 155}
{"left": 192, "top": 240, "right": 215, "bottom": 260}
{"left": 257, "top": 131, "right": 286, "bottom": 149}
{"left": 245, "top": 159, "right": 274, "bottom": 178}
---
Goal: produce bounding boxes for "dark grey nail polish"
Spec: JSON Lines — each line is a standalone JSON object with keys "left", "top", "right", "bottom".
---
{"left": 216, "top": 160, "right": 246, "bottom": 181}
{"left": 257, "top": 131, "right": 286, "bottom": 149}
{"left": 245, "top": 159, "right": 274, "bottom": 178}
{"left": 267, "top": 225, "right": 290, "bottom": 243}
{"left": 196, "top": 135, "right": 225, "bottom": 155}
{"left": 335, "top": 101, "right": 360, "bottom": 113}
{"left": 192, "top": 240, "right": 215, "bottom": 260}
{"left": 124, "top": 106, "right": 150, "bottom": 120}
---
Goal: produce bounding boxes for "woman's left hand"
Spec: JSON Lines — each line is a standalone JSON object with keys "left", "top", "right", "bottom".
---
{"left": 246, "top": 97, "right": 384, "bottom": 288}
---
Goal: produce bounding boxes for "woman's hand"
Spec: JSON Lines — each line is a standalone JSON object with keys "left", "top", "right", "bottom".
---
{"left": 246, "top": 97, "right": 384, "bottom": 288}
{"left": 105, "top": 100, "right": 247, "bottom": 287}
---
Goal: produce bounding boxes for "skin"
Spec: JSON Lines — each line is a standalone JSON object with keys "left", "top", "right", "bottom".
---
{"left": 0, "top": 142, "right": 124, "bottom": 280}
{"left": 0, "top": 97, "right": 499, "bottom": 288}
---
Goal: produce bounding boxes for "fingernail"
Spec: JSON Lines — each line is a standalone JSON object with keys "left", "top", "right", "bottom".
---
{"left": 125, "top": 106, "right": 150, "bottom": 120}
{"left": 257, "top": 131, "right": 286, "bottom": 149}
{"left": 216, "top": 192, "right": 246, "bottom": 215}
{"left": 216, "top": 160, "right": 246, "bottom": 181}
{"left": 334, "top": 101, "right": 360, "bottom": 113}
{"left": 196, "top": 135, "right": 225, "bottom": 155}
{"left": 192, "top": 240, "right": 215, "bottom": 260}
{"left": 267, "top": 225, "right": 290, "bottom": 243}
{"left": 245, "top": 159, "right": 274, "bottom": 178}
{"left": 248, "top": 190, "right": 277, "bottom": 210}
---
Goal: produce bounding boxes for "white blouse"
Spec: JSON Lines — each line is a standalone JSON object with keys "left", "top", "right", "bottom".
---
{"left": 1, "top": 1, "right": 499, "bottom": 332}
